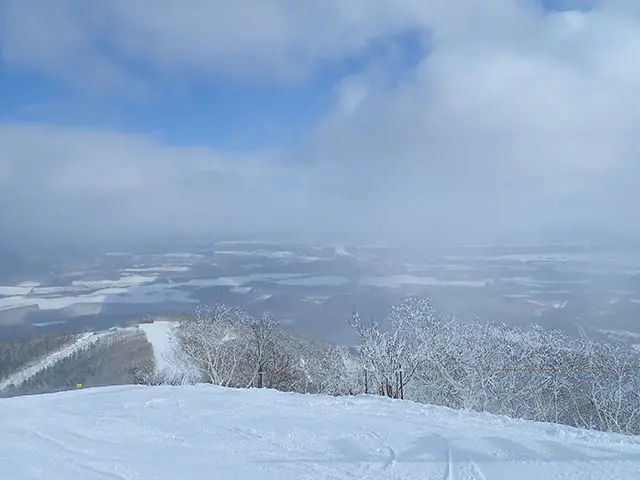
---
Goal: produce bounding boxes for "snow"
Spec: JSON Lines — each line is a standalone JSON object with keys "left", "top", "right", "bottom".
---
{"left": 183, "top": 273, "right": 307, "bottom": 289}
{"left": 214, "top": 250, "right": 257, "bottom": 256}
{"left": 360, "top": 275, "right": 488, "bottom": 288}
{"left": 0, "top": 285, "right": 36, "bottom": 296}
{"left": 30, "top": 286, "right": 72, "bottom": 295}
{"left": 500, "top": 276, "right": 588, "bottom": 287}
{"left": 231, "top": 286, "right": 253, "bottom": 294}
{"left": 276, "top": 276, "right": 350, "bottom": 286}
{"left": 445, "top": 252, "right": 624, "bottom": 263}
{"left": 183, "top": 278, "right": 241, "bottom": 288}
{"left": 0, "top": 272, "right": 318, "bottom": 313}
{"left": 598, "top": 328, "right": 640, "bottom": 339}
{"left": 440, "top": 264, "right": 477, "bottom": 271}
{"left": 216, "top": 240, "right": 286, "bottom": 245}
{"left": 1, "top": 385, "right": 640, "bottom": 479}
{"left": 0, "top": 282, "right": 195, "bottom": 312}
{"left": 125, "top": 266, "right": 191, "bottom": 273}
{"left": 215, "top": 250, "right": 295, "bottom": 258}
{"left": 0, "top": 330, "right": 129, "bottom": 391}
{"left": 31, "top": 320, "right": 67, "bottom": 327}
{"left": 0, "top": 282, "right": 43, "bottom": 296}
{"left": 72, "top": 275, "right": 158, "bottom": 289}
{"left": 214, "top": 250, "right": 321, "bottom": 262}
{"left": 526, "top": 299, "right": 569, "bottom": 316}
{"left": 0, "top": 294, "right": 83, "bottom": 311}
{"left": 335, "top": 246, "right": 353, "bottom": 256}
{"left": 302, "top": 295, "right": 332, "bottom": 305}
{"left": 596, "top": 329, "right": 640, "bottom": 352}
{"left": 139, "top": 321, "right": 178, "bottom": 373}
{"left": 243, "top": 273, "right": 308, "bottom": 282}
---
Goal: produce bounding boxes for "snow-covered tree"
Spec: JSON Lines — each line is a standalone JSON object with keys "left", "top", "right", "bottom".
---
{"left": 348, "top": 295, "right": 640, "bottom": 435}
{"left": 348, "top": 304, "right": 422, "bottom": 398}
{"left": 171, "top": 304, "right": 248, "bottom": 387}
{"left": 297, "top": 341, "right": 362, "bottom": 395}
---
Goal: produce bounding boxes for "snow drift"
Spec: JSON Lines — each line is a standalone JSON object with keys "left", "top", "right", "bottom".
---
{"left": 1, "top": 385, "right": 640, "bottom": 479}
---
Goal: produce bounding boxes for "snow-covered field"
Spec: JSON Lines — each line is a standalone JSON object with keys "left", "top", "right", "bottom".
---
{"left": 214, "top": 249, "right": 321, "bottom": 262}
{"left": 360, "top": 275, "right": 489, "bottom": 288}
{"left": 0, "top": 272, "right": 348, "bottom": 313}
{"left": 1, "top": 385, "right": 640, "bottom": 479}
{"left": 2, "top": 244, "right": 639, "bottom": 341}
{"left": 0, "top": 274, "right": 177, "bottom": 312}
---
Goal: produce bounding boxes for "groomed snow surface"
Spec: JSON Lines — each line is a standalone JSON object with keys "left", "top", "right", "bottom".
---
{"left": 2, "top": 386, "right": 640, "bottom": 479}
{"left": 139, "top": 321, "right": 178, "bottom": 373}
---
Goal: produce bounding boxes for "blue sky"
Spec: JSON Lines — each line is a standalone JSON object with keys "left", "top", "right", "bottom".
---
{"left": 0, "top": 23, "right": 427, "bottom": 151}
{"left": 0, "top": 62, "right": 330, "bottom": 150}
{"left": 0, "top": 0, "right": 579, "bottom": 149}
{"left": 0, "top": 0, "right": 638, "bottom": 244}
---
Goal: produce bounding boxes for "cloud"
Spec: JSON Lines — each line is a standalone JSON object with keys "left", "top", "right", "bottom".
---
{"left": 302, "top": 2, "right": 640, "bottom": 236}
{"left": 0, "top": 124, "right": 315, "bottom": 242}
{"left": 1, "top": 1, "right": 640, "bottom": 244}
{"left": 0, "top": 0, "right": 425, "bottom": 89}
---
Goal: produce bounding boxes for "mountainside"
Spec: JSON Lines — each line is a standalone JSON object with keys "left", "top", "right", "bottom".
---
{"left": 1, "top": 385, "right": 639, "bottom": 479}
{"left": 0, "top": 330, "right": 117, "bottom": 391}
{"left": 0, "top": 326, "right": 154, "bottom": 397}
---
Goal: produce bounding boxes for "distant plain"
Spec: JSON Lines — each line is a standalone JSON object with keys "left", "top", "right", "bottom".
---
{"left": 1, "top": 241, "right": 639, "bottom": 347}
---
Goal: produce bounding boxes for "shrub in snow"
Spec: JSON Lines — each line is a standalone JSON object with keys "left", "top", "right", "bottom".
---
{"left": 139, "top": 297, "right": 640, "bottom": 436}
{"left": 348, "top": 296, "right": 640, "bottom": 435}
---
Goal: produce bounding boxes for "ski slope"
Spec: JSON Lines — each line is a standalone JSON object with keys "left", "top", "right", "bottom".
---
{"left": 0, "top": 328, "right": 136, "bottom": 392}
{"left": 1, "top": 385, "right": 640, "bottom": 479}
{"left": 139, "top": 320, "right": 177, "bottom": 372}
{"left": 0, "top": 332, "right": 99, "bottom": 391}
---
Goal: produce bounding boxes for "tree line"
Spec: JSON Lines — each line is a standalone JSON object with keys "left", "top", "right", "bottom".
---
{"left": 142, "top": 298, "right": 640, "bottom": 436}
{"left": 1, "top": 329, "right": 153, "bottom": 397}
{"left": 0, "top": 332, "right": 81, "bottom": 382}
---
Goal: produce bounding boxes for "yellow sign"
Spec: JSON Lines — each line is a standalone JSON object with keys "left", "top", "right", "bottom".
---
{"left": 76, "top": 383, "right": 82, "bottom": 389}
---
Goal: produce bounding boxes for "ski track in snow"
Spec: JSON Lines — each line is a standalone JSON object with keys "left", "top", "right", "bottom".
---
{"left": 2, "top": 385, "right": 640, "bottom": 479}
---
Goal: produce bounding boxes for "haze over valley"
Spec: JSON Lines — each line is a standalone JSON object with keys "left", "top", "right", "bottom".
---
{"left": 2, "top": 240, "right": 639, "bottom": 347}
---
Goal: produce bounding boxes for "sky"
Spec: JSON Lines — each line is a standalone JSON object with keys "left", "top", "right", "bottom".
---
{"left": 1, "top": 0, "right": 639, "bottom": 246}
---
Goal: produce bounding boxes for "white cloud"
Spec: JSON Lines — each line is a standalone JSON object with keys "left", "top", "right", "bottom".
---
{"left": 0, "top": 0, "right": 425, "bottom": 87}
{"left": 1, "top": 1, "right": 640, "bottom": 243}
{"left": 302, "top": 2, "right": 640, "bottom": 234}
{"left": 336, "top": 76, "right": 370, "bottom": 115}
{"left": 0, "top": 124, "right": 316, "bottom": 240}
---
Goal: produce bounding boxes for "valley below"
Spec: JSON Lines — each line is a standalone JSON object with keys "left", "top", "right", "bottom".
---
{"left": 1, "top": 240, "right": 640, "bottom": 347}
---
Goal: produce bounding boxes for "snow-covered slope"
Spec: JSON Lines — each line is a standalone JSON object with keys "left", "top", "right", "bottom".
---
{"left": 0, "top": 331, "right": 104, "bottom": 391}
{"left": 139, "top": 320, "right": 177, "bottom": 372}
{"left": 0, "top": 327, "right": 141, "bottom": 392}
{"left": 1, "top": 385, "right": 639, "bottom": 479}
